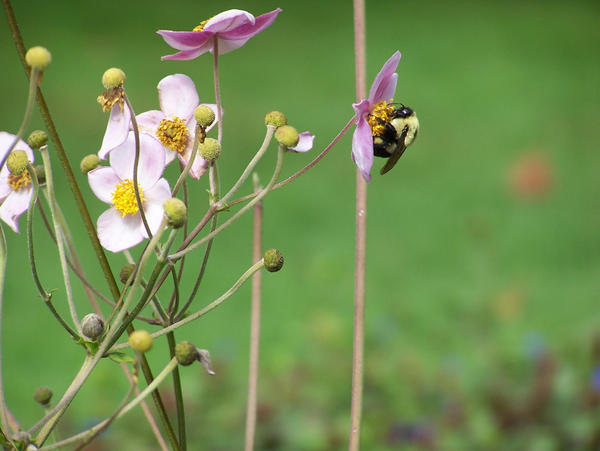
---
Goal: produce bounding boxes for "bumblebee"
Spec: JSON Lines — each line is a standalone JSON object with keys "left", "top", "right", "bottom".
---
{"left": 372, "top": 105, "right": 419, "bottom": 175}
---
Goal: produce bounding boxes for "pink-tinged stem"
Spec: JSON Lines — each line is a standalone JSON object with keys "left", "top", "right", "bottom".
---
{"left": 245, "top": 177, "right": 263, "bottom": 451}
{"left": 213, "top": 38, "right": 223, "bottom": 145}
{"left": 349, "top": 0, "right": 367, "bottom": 450}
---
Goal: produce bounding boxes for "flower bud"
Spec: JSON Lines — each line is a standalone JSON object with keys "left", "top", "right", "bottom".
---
{"left": 102, "top": 68, "right": 126, "bottom": 89}
{"left": 129, "top": 330, "right": 153, "bottom": 353}
{"left": 274, "top": 125, "right": 299, "bottom": 148}
{"left": 25, "top": 46, "right": 51, "bottom": 70}
{"left": 175, "top": 341, "right": 198, "bottom": 366}
{"left": 194, "top": 105, "right": 215, "bottom": 128}
{"left": 27, "top": 130, "right": 48, "bottom": 150}
{"left": 265, "top": 111, "right": 287, "bottom": 127}
{"left": 119, "top": 263, "right": 136, "bottom": 284}
{"left": 263, "top": 248, "right": 284, "bottom": 272}
{"left": 81, "top": 313, "right": 105, "bottom": 341}
{"left": 197, "top": 138, "right": 221, "bottom": 162}
{"left": 7, "top": 151, "right": 29, "bottom": 176}
{"left": 163, "top": 198, "right": 187, "bottom": 229}
{"left": 80, "top": 154, "right": 100, "bottom": 174}
{"left": 34, "top": 165, "right": 46, "bottom": 185}
{"left": 33, "top": 386, "right": 53, "bottom": 406}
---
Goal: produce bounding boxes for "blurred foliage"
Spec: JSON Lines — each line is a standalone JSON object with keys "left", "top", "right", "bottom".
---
{"left": 1, "top": 0, "right": 599, "bottom": 449}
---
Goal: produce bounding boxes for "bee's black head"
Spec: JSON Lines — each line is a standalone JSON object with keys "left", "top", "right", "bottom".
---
{"left": 393, "top": 105, "right": 414, "bottom": 118}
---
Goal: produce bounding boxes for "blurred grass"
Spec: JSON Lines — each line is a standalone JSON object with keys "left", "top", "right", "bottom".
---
{"left": 1, "top": 0, "right": 600, "bottom": 449}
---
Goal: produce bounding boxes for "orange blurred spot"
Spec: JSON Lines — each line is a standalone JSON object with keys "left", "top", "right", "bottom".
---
{"left": 508, "top": 153, "right": 554, "bottom": 199}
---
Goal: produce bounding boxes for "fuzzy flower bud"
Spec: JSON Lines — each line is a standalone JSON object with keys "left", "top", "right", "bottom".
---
{"left": 163, "top": 198, "right": 187, "bottom": 229}
{"left": 80, "top": 154, "right": 100, "bottom": 174}
{"left": 81, "top": 313, "right": 105, "bottom": 341}
{"left": 7, "top": 151, "right": 29, "bottom": 176}
{"left": 27, "top": 130, "right": 48, "bottom": 150}
{"left": 119, "top": 263, "right": 136, "bottom": 284}
{"left": 102, "top": 68, "right": 126, "bottom": 89}
{"left": 33, "top": 386, "right": 53, "bottom": 406}
{"left": 25, "top": 46, "right": 51, "bottom": 70}
{"left": 274, "top": 125, "right": 299, "bottom": 148}
{"left": 197, "top": 138, "right": 221, "bottom": 162}
{"left": 34, "top": 165, "right": 46, "bottom": 185}
{"left": 265, "top": 111, "right": 287, "bottom": 127}
{"left": 129, "top": 330, "right": 153, "bottom": 353}
{"left": 264, "top": 248, "right": 284, "bottom": 272}
{"left": 175, "top": 341, "right": 198, "bottom": 366}
{"left": 194, "top": 105, "right": 215, "bottom": 128}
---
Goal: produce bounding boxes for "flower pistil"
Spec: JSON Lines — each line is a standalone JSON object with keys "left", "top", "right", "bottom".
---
{"left": 156, "top": 117, "right": 189, "bottom": 153}
{"left": 112, "top": 179, "right": 145, "bottom": 216}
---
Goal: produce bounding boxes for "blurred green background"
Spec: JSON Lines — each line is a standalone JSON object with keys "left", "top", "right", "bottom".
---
{"left": 1, "top": 0, "right": 600, "bottom": 449}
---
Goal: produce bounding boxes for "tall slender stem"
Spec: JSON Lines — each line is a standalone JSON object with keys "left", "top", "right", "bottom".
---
{"left": 213, "top": 38, "right": 223, "bottom": 144}
{"left": 0, "top": 226, "right": 10, "bottom": 433}
{"left": 349, "top": 0, "right": 367, "bottom": 450}
{"left": 244, "top": 176, "right": 263, "bottom": 451}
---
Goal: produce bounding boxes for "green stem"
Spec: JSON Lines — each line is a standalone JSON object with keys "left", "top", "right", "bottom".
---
{"left": 40, "top": 149, "right": 81, "bottom": 333}
{"left": 166, "top": 333, "right": 185, "bottom": 450}
{"left": 170, "top": 146, "right": 285, "bottom": 261}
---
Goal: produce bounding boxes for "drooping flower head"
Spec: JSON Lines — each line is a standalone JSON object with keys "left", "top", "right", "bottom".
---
{"left": 136, "top": 74, "right": 217, "bottom": 179}
{"left": 157, "top": 9, "right": 282, "bottom": 61}
{"left": 97, "top": 68, "right": 130, "bottom": 159}
{"left": 351, "top": 51, "right": 402, "bottom": 182}
{"left": 0, "top": 132, "right": 35, "bottom": 233}
{"left": 88, "top": 132, "right": 171, "bottom": 252}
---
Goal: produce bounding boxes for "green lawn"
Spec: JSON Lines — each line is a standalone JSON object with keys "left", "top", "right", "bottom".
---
{"left": 1, "top": 0, "right": 599, "bottom": 449}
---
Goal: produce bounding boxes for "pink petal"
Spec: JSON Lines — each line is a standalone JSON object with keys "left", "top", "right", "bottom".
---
{"left": 97, "top": 208, "right": 145, "bottom": 253}
{"left": 98, "top": 106, "right": 131, "bottom": 159}
{"left": 110, "top": 133, "right": 166, "bottom": 187}
{"left": 351, "top": 115, "right": 374, "bottom": 183}
{"left": 0, "top": 132, "right": 34, "bottom": 162}
{"left": 217, "top": 9, "right": 281, "bottom": 40}
{"left": 136, "top": 110, "right": 164, "bottom": 136}
{"left": 141, "top": 178, "right": 172, "bottom": 235}
{"left": 88, "top": 166, "right": 120, "bottom": 204}
{"left": 0, "top": 187, "right": 33, "bottom": 233}
{"left": 158, "top": 74, "right": 199, "bottom": 119}
{"left": 156, "top": 30, "right": 214, "bottom": 51}
{"left": 212, "top": 37, "right": 252, "bottom": 55}
{"left": 203, "top": 9, "right": 255, "bottom": 33}
{"left": 368, "top": 51, "right": 401, "bottom": 104}
{"left": 288, "top": 131, "right": 314, "bottom": 153}
{"left": 161, "top": 46, "right": 210, "bottom": 61}
{"left": 177, "top": 151, "right": 209, "bottom": 180}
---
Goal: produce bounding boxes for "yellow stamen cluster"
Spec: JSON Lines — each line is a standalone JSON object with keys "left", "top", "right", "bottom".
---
{"left": 156, "top": 117, "right": 189, "bottom": 154}
{"left": 111, "top": 179, "right": 145, "bottom": 217}
{"left": 367, "top": 100, "right": 395, "bottom": 137}
{"left": 193, "top": 18, "right": 212, "bottom": 32}
{"left": 97, "top": 87, "right": 125, "bottom": 113}
{"left": 8, "top": 170, "right": 32, "bottom": 191}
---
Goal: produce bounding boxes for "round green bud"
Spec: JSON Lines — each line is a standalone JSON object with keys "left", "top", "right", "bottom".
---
{"left": 27, "top": 130, "right": 48, "bottom": 149}
{"left": 80, "top": 154, "right": 100, "bottom": 174}
{"left": 7, "top": 151, "right": 29, "bottom": 176}
{"left": 198, "top": 138, "right": 221, "bottom": 162}
{"left": 129, "top": 330, "right": 153, "bottom": 353}
{"left": 194, "top": 105, "right": 216, "bottom": 128}
{"left": 265, "top": 111, "right": 287, "bottom": 127}
{"left": 102, "top": 68, "right": 126, "bottom": 89}
{"left": 25, "top": 46, "right": 52, "bottom": 70}
{"left": 119, "top": 263, "right": 136, "bottom": 284}
{"left": 263, "top": 248, "right": 284, "bottom": 272}
{"left": 163, "top": 198, "right": 187, "bottom": 229}
{"left": 175, "top": 341, "right": 198, "bottom": 366}
{"left": 81, "top": 313, "right": 105, "bottom": 341}
{"left": 34, "top": 165, "right": 46, "bottom": 185}
{"left": 33, "top": 386, "right": 53, "bottom": 406}
{"left": 274, "top": 125, "right": 299, "bottom": 148}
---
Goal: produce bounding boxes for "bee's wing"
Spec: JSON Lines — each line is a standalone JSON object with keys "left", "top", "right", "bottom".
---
{"left": 379, "top": 128, "right": 408, "bottom": 175}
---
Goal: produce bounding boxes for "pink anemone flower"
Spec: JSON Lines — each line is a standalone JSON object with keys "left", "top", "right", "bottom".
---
{"left": 88, "top": 132, "right": 171, "bottom": 253}
{"left": 98, "top": 105, "right": 131, "bottom": 160}
{"left": 136, "top": 74, "right": 217, "bottom": 179}
{"left": 157, "top": 8, "right": 282, "bottom": 60}
{"left": 351, "top": 51, "right": 402, "bottom": 182}
{"left": 0, "top": 132, "right": 35, "bottom": 233}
